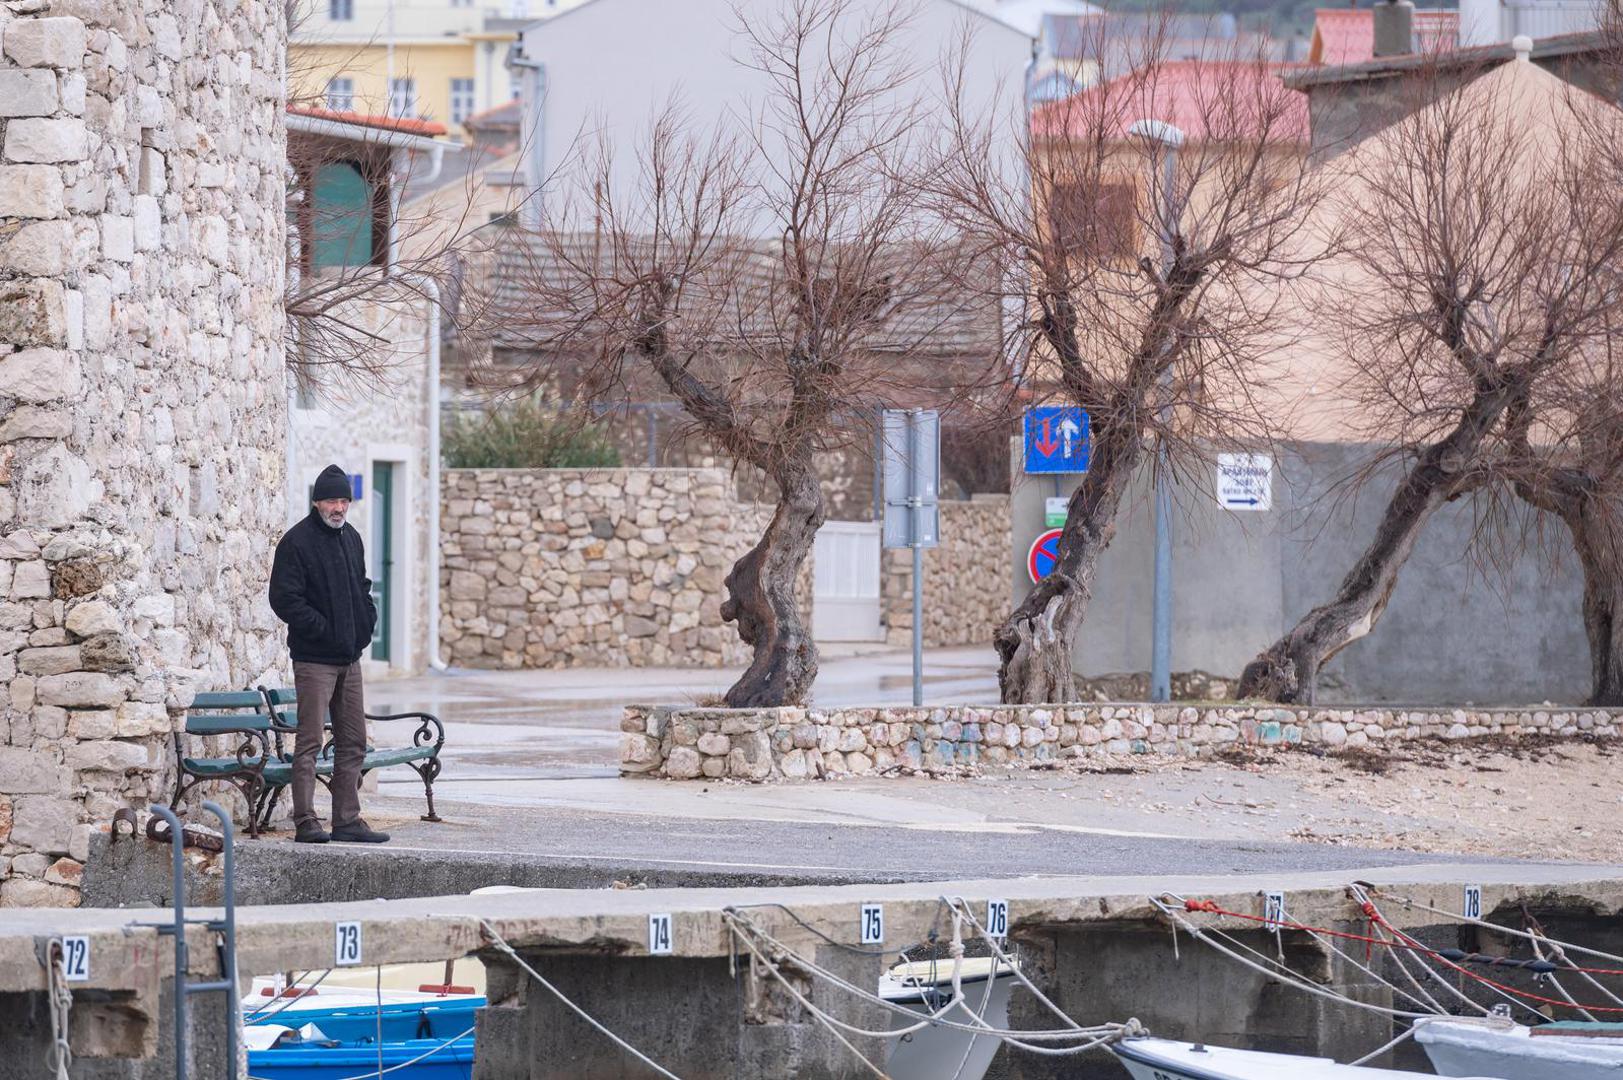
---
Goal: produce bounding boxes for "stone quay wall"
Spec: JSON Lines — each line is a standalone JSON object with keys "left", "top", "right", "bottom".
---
{"left": 621, "top": 703, "right": 1623, "bottom": 780}
{"left": 0, "top": 0, "right": 288, "bottom": 906}
{"left": 882, "top": 495, "right": 1010, "bottom": 648}
{"left": 440, "top": 468, "right": 811, "bottom": 669}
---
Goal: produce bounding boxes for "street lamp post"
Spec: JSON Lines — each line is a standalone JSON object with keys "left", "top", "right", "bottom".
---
{"left": 1126, "top": 119, "right": 1185, "bottom": 704}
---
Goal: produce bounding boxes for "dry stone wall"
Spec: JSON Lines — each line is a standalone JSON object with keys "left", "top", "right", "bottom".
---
{"left": 440, "top": 468, "right": 811, "bottom": 669}
{"left": 882, "top": 495, "right": 1009, "bottom": 648}
{"left": 0, "top": 0, "right": 286, "bottom": 906}
{"left": 622, "top": 702, "right": 1623, "bottom": 780}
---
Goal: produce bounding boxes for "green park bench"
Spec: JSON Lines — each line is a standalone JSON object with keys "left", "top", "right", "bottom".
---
{"left": 171, "top": 687, "right": 445, "bottom": 837}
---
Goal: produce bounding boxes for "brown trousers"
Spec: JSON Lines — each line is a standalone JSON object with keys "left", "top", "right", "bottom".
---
{"left": 290, "top": 660, "right": 367, "bottom": 830}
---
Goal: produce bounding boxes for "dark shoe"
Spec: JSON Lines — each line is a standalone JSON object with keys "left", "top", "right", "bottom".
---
{"left": 331, "top": 823, "right": 390, "bottom": 844}
{"left": 294, "top": 823, "right": 330, "bottom": 844}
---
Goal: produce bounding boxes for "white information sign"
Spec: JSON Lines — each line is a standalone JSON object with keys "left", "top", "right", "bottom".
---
{"left": 986, "top": 899, "right": 1010, "bottom": 939}
{"left": 1217, "top": 453, "right": 1273, "bottom": 512}
{"left": 860, "top": 903, "right": 884, "bottom": 945}
{"left": 60, "top": 936, "right": 90, "bottom": 982}
{"left": 1463, "top": 885, "right": 1482, "bottom": 922}
{"left": 335, "top": 921, "right": 363, "bottom": 966}
{"left": 649, "top": 913, "right": 673, "bottom": 955}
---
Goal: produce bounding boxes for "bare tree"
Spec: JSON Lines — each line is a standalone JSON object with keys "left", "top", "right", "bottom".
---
{"left": 492, "top": 0, "right": 981, "bottom": 706}
{"left": 1240, "top": 62, "right": 1623, "bottom": 703}
{"left": 932, "top": 29, "right": 1325, "bottom": 704}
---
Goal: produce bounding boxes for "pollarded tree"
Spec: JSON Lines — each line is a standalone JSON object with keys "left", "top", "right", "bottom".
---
{"left": 932, "top": 29, "right": 1327, "bottom": 704}
{"left": 494, "top": 0, "right": 985, "bottom": 706}
{"left": 1239, "top": 59, "right": 1623, "bottom": 703}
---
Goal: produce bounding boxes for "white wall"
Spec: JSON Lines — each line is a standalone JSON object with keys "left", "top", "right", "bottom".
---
{"left": 287, "top": 299, "right": 435, "bottom": 677}
{"left": 517, "top": 0, "right": 1034, "bottom": 227}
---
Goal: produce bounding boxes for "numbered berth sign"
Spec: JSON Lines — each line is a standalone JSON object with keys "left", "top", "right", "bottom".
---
{"left": 335, "top": 921, "right": 363, "bottom": 966}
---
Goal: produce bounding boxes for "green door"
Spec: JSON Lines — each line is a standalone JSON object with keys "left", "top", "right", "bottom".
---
{"left": 370, "top": 461, "right": 394, "bottom": 662}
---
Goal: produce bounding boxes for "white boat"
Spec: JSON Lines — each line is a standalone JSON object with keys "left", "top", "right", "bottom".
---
{"left": 880, "top": 956, "right": 1019, "bottom": 1080}
{"left": 1416, "top": 1015, "right": 1623, "bottom": 1079}
{"left": 1112, "top": 1036, "right": 1497, "bottom": 1080}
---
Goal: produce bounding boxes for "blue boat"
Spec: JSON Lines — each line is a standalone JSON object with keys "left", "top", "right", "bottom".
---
{"left": 248, "top": 1035, "right": 476, "bottom": 1080}
{"left": 244, "top": 994, "right": 485, "bottom": 1044}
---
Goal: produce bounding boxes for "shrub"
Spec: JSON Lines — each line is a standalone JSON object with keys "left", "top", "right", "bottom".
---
{"left": 443, "top": 397, "right": 622, "bottom": 469}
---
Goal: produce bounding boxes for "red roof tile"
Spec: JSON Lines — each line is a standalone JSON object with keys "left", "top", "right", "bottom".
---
{"left": 1032, "top": 60, "right": 1310, "bottom": 144}
{"left": 286, "top": 105, "right": 449, "bottom": 137}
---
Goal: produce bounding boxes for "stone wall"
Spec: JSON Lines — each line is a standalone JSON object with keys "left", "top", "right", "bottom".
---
{"left": 0, "top": 0, "right": 287, "bottom": 905}
{"left": 440, "top": 468, "right": 811, "bottom": 669}
{"left": 882, "top": 495, "right": 1009, "bottom": 648}
{"left": 622, "top": 702, "right": 1622, "bottom": 780}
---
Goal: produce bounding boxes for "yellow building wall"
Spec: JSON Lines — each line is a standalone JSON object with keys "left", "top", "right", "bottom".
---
{"left": 292, "top": 42, "right": 478, "bottom": 134}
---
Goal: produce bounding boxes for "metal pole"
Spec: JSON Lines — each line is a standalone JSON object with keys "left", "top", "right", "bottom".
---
{"left": 149, "top": 804, "right": 189, "bottom": 1080}
{"left": 909, "top": 410, "right": 924, "bottom": 707}
{"left": 1149, "top": 139, "right": 1179, "bottom": 704}
{"left": 201, "top": 801, "right": 239, "bottom": 1080}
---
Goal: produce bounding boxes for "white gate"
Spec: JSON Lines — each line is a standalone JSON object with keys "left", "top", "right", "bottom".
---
{"left": 813, "top": 520, "right": 883, "bottom": 642}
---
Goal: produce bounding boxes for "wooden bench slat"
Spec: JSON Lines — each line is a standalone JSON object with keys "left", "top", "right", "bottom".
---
{"left": 190, "top": 691, "right": 266, "bottom": 709}
{"left": 185, "top": 714, "right": 274, "bottom": 734}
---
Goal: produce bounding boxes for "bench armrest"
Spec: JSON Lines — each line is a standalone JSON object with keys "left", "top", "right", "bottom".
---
{"left": 364, "top": 710, "right": 445, "bottom": 753}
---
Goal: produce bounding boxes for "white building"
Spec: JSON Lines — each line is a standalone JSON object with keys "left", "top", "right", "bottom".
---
{"left": 285, "top": 110, "right": 462, "bottom": 676}
{"left": 1457, "top": 0, "right": 1600, "bottom": 45}
{"left": 509, "top": 0, "right": 1080, "bottom": 225}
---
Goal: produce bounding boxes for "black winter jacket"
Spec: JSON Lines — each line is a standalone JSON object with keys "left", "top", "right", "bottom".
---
{"left": 269, "top": 509, "right": 378, "bottom": 665}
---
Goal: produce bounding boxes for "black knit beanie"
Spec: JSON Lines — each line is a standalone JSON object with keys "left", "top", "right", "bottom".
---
{"left": 311, "top": 464, "right": 351, "bottom": 502}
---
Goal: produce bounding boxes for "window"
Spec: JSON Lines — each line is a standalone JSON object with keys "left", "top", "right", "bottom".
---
{"left": 1049, "top": 180, "right": 1137, "bottom": 261}
{"left": 488, "top": 210, "right": 518, "bottom": 228}
{"left": 451, "top": 0, "right": 473, "bottom": 6}
{"left": 450, "top": 78, "right": 476, "bottom": 125}
{"left": 325, "top": 77, "right": 354, "bottom": 112}
{"left": 509, "top": 70, "right": 522, "bottom": 101}
{"left": 310, "top": 161, "right": 378, "bottom": 269}
{"left": 506, "top": 0, "right": 530, "bottom": 16}
{"left": 329, "top": 0, "right": 353, "bottom": 20}
{"left": 387, "top": 77, "right": 417, "bottom": 118}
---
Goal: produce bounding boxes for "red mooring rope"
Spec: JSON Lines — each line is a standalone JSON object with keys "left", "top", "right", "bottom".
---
{"left": 1179, "top": 898, "right": 1623, "bottom": 1015}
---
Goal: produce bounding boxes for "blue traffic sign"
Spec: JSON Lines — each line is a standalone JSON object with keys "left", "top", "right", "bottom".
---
{"left": 1023, "top": 406, "right": 1089, "bottom": 474}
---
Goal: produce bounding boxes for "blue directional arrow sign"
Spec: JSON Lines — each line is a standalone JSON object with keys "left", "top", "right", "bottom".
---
{"left": 1023, "top": 406, "right": 1089, "bottom": 475}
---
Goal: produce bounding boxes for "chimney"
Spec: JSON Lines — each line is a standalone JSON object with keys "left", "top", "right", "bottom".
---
{"left": 1372, "top": 0, "right": 1415, "bottom": 57}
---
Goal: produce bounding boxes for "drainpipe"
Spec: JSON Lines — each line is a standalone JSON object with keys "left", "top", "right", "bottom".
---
{"left": 387, "top": 147, "right": 450, "bottom": 672}
{"left": 508, "top": 46, "right": 546, "bottom": 228}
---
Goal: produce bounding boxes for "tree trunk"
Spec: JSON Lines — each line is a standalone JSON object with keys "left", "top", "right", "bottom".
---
{"left": 995, "top": 430, "right": 1142, "bottom": 704}
{"left": 721, "top": 468, "right": 824, "bottom": 707}
{"left": 1239, "top": 395, "right": 1510, "bottom": 704}
{"left": 1559, "top": 497, "right": 1623, "bottom": 707}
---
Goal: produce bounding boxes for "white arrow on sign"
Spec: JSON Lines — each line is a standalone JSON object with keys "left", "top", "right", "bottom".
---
{"left": 1058, "top": 416, "right": 1080, "bottom": 459}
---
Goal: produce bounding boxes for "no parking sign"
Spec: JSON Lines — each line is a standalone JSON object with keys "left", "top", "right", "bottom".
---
{"left": 1027, "top": 528, "right": 1063, "bottom": 585}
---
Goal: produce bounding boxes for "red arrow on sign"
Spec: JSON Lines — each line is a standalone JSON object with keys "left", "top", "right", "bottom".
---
{"left": 1034, "top": 418, "right": 1060, "bottom": 457}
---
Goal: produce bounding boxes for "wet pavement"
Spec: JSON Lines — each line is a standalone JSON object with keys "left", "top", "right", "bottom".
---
{"left": 366, "top": 645, "right": 1000, "bottom": 782}
{"left": 342, "top": 650, "right": 1578, "bottom": 885}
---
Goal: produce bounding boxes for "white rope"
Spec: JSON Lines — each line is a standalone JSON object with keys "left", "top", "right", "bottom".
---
{"left": 941, "top": 897, "right": 1083, "bottom": 1031}
{"left": 1527, "top": 932, "right": 1597, "bottom": 1022}
{"left": 1368, "top": 888, "right": 1623, "bottom": 966}
{"left": 1533, "top": 930, "right": 1623, "bottom": 1009}
{"left": 477, "top": 919, "right": 684, "bottom": 1080}
{"left": 44, "top": 940, "right": 72, "bottom": 1080}
{"left": 721, "top": 908, "right": 1132, "bottom": 1046}
{"left": 1272, "top": 898, "right": 1442, "bottom": 1016}
{"left": 1347, "top": 1023, "right": 1416, "bottom": 1066}
{"left": 243, "top": 968, "right": 336, "bottom": 1023}
{"left": 1150, "top": 897, "right": 1431, "bottom": 1021}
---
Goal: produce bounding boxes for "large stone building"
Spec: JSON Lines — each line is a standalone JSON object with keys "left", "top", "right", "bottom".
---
{"left": 0, "top": 0, "right": 287, "bottom": 905}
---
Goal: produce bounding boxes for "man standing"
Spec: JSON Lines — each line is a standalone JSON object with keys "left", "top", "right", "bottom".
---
{"left": 268, "top": 464, "right": 390, "bottom": 845}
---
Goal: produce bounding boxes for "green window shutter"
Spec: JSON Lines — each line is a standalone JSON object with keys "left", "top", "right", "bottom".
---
{"left": 312, "top": 162, "right": 373, "bottom": 270}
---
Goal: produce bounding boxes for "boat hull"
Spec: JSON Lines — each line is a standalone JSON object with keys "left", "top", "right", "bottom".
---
{"left": 882, "top": 968, "right": 1016, "bottom": 1080}
{"left": 247, "top": 1037, "right": 476, "bottom": 1080}
{"left": 1417, "top": 1017, "right": 1623, "bottom": 1080}
{"left": 1113, "top": 1036, "right": 1492, "bottom": 1079}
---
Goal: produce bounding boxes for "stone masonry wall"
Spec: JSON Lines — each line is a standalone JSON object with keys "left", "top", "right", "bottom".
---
{"left": 440, "top": 468, "right": 812, "bottom": 669}
{"left": 882, "top": 495, "right": 1010, "bottom": 648}
{"left": 622, "top": 702, "right": 1622, "bottom": 780}
{"left": 0, "top": 0, "right": 287, "bottom": 905}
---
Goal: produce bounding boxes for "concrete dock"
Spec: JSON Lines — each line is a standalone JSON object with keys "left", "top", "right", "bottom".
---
{"left": 7, "top": 862, "right": 1623, "bottom": 1077}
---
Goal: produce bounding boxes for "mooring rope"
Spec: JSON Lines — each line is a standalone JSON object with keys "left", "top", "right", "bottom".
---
{"left": 44, "top": 939, "right": 72, "bottom": 1080}
{"left": 476, "top": 918, "right": 684, "bottom": 1080}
